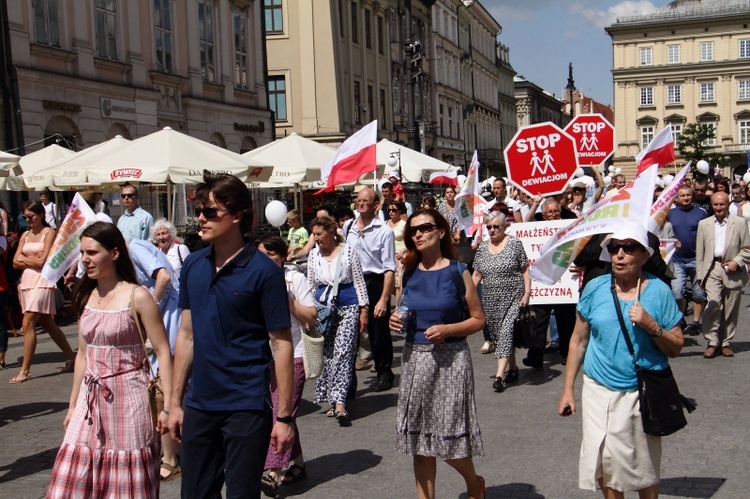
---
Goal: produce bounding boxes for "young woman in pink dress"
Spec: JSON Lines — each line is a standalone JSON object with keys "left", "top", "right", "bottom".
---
{"left": 9, "top": 200, "right": 75, "bottom": 383}
{"left": 47, "top": 221, "right": 173, "bottom": 498}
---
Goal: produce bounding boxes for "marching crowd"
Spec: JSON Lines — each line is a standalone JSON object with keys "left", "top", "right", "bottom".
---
{"left": 2, "top": 166, "right": 748, "bottom": 499}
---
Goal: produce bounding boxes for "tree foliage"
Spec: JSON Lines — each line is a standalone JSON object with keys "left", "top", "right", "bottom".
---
{"left": 676, "top": 122, "right": 730, "bottom": 168}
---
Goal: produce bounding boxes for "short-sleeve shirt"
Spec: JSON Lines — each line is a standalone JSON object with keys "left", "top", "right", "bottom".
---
{"left": 577, "top": 273, "right": 682, "bottom": 392}
{"left": 287, "top": 227, "right": 309, "bottom": 254}
{"left": 128, "top": 239, "right": 177, "bottom": 294}
{"left": 285, "top": 267, "right": 316, "bottom": 358}
{"left": 117, "top": 206, "right": 154, "bottom": 242}
{"left": 667, "top": 206, "right": 708, "bottom": 261}
{"left": 179, "top": 242, "right": 291, "bottom": 411}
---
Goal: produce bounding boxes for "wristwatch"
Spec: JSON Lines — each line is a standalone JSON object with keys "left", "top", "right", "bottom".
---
{"left": 649, "top": 327, "right": 663, "bottom": 338}
{"left": 277, "top": 415, "right": 295, "bottom": 424}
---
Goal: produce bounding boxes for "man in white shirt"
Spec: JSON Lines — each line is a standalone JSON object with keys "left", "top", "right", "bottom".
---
{"left": 40, "top": 190, "right": 57, "bottom": 229}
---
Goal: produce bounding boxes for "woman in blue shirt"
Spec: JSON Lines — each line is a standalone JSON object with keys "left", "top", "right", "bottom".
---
{"left": 558, "top": 222, "right": 684, "bottom": 498}
{"left": 390, "top": 208, "right": 487, "bottom": 499}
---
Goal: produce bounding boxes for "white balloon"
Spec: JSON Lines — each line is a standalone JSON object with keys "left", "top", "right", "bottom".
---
{"left": 696, "top": 160, "right": 710, "bottom": 174}
{"left": 743, "top": 172, "right": 750, "bottom": 183}
{"left": 615, "top": 168, "right": 622, "bottom": 174}
{"left": 457, "top": 174, "right": 467, "bottom": 186}
{"left": 265, "top": 200, "right": 288, "bottom": 227}
{"left": 608, "top": 165, "right": 615, "bottom": 173}
{"left": 663, "top": 175, "right": 674, "bottom": 184}
{"left": 603, "top": 176, "right": 612, "bottom": 186}
{"left": 608, "top": 172, "right": 615, "bottom": 177}
{"left": 574, "top": 168, "right": 584, "bottom": 177}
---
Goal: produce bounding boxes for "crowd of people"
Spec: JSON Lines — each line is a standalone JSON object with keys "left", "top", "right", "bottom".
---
{"left": 3, "top": 166, "right": 749, "bottom": 498}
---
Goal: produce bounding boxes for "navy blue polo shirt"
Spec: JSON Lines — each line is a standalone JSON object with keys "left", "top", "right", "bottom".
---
{"left": 179, "top": 242, "right": 291, "bottom": 411}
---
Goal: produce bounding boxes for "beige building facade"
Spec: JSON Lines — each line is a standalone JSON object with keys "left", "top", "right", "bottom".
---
{"left": 606, "top": 0, "right": 750, "bottom": 178}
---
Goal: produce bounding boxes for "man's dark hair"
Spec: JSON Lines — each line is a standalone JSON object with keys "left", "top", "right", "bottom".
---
{"left": 121, "top": 182, "right": 139, "bottom": 197}
{"left": 381, "top": 181, "right": 393, "bottom": 191}
{"left": 194, "top": 170, "right": 254, "bottom": 234}
{"left": 333, "top": 206, "right": 354, "bottom": 220}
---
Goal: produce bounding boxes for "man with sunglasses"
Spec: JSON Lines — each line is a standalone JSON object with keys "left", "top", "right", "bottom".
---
{"left": 691, "top": 178, "right": 713, "bottom": 216}
{"left": 116, "top": 183, "right": 154, "bottom": 243}
{"left": 696, "top": 191, "right": 750, "bottom": 359}
{"left": 168, "top": 172, "right": 295, "bottom": 498}
{"left": 667, "top": 185, "right": 709, "bottom": 336}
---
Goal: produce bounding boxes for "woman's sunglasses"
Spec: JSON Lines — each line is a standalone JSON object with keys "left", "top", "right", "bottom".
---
{"left": 486, "top": 224, "right": 502, "bottom": 230}
{"left": 409, "top": 223, "right": 437, "bottom": 236}
{"left": 194, "top": 206, "right": 227, "bottom": 220}
{"left": 606, "top": 242, "right": 642, "bottom": 255}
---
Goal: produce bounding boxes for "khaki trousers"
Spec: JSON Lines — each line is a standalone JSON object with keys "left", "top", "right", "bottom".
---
{"left": 701, "top": 263, "right": 741, "bottom": 347}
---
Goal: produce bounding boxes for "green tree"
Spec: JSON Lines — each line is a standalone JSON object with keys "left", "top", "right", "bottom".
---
{"left": 676, "top": 122, "right": 730, "bottom": 169}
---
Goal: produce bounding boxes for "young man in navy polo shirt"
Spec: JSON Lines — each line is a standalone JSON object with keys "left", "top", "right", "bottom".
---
{"left": 167, "top": 172, "right": 295, "bottom": 498}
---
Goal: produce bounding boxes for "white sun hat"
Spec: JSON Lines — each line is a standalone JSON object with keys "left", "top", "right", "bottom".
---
{"left": 599, "top": 221, "right": 654, "bottom": 262}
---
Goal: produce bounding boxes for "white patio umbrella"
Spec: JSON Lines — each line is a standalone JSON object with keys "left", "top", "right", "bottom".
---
{"left": 0, "top": 150, "right": 20, "bottom": 171}
{"left": 54, "top": 127, "right": 273, "bottom": 187}
{"left": 243, "top": 132, "right": 335, "bottom": 184}
{"left": 23, "top": 136, "right": 132, "bottom": 190}
{"left": 4, "top": 144, "right": 77, "bottom": 191}
{"left": 376, "top": 138, "right": 456, "bottom": 183}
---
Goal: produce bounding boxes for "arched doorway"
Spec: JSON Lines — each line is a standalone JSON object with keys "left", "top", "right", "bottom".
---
{"left": 240, "top": 136, "right": 257, "bottom": 154}
{"left": 209, "top": 132, "right": 227, "bottom": 149}
{"left": 43, "top": 116, "right": 81, "bottom": 150}
{"left": 107, "top": 123, "right": 132, "bottom": 139}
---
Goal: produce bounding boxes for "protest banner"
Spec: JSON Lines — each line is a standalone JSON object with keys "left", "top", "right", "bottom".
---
{"left": 455, "top": 151, "right": 486, "bottom": 236}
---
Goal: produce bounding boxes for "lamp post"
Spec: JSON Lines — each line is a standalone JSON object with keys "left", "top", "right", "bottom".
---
{"left": 387, "top": 150, "right": 402, "bottom": 180}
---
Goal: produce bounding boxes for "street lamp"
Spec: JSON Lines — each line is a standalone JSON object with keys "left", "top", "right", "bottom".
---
{"left": 387, "top": 150, "right": 401, "bottom": 180}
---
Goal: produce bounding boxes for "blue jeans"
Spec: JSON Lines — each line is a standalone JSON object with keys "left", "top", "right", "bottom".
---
{"left": 671, "top": 258, "right": 706, "bottom": 302}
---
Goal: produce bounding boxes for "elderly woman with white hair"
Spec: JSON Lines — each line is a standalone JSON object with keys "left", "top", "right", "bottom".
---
{"left": 151, "top": 218, "right": 190, "bottom": 275}
{"left": 472, "top": 211, "right": 530, "bottom": 392}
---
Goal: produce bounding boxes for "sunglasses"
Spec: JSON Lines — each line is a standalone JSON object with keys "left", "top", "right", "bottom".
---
{"left": 694, "top": 188, "right": 706, "bottom": 193}
{"left": 23, "top": 214, "right": 36, "bottom": 220}
{"left": 194, "top": 206, "right": 228, "bottom": 219}
{"left": 486, "top": 224, "right": 502, "bottom": 230}
{"left": 387, "top": 208, "right": 399, "bottom": 212}
{"left": 120, "top": 193, "right": 137, "bottom": 199}
{"left": 606, "top": 242, "right": 643, "bottom": 255}
{"left": 409, "top": 223, "right": 437, "bottom": 236}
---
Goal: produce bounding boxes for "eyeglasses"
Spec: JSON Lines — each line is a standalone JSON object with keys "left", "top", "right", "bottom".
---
{"left": 121, "top": 193, "right": 137, "bottom": 199}
{"left": 387, "top": 208, "right": 399, "bottom": 212}
{"left": 694, "top": 188, "right": 706, "bottom": 193}
{"left": 409, "top": 223, "right": 437, "bottom": 236}
{"left": 486, "top": 224, "right": 502, "bottom": 230}
{"left": 606, "top": 242, "right": 643, "bottom": 255}
{"left": 194, "top": 206, "right": 228, "bottom": 220}
{"left": 23, "top": 214, "right": 36, "bottom": 220}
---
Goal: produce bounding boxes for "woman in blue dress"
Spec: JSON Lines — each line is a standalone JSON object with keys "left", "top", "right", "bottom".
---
{"left": 390, "top": 208, "right": 487, "bottom": 499}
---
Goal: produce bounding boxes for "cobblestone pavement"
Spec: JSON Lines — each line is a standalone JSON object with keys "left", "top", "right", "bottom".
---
{"left": 2, "top": 293, "right": 750, "bottom": 498}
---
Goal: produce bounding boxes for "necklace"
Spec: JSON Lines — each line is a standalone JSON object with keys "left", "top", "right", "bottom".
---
{"left": 97, "top": 281, "right": 123, "bottom": 308}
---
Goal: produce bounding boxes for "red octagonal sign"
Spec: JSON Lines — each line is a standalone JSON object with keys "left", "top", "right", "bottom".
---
{"left": 564, "top": 114, "right": 615, "bottom": 166}
{"left": 504, "top": 122, "right": 579, "bottom": 197}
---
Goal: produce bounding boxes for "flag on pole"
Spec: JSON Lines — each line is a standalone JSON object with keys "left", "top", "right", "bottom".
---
{"left": 41, "top": 192, "right": 98, "bottom": 285}
{"left": 316, "top": 120, "right": 378, "bottom": 194}
{"left": 428, "top": 169, "right": 458, "bottom": 186}
{"left": 635, "top": 126, "right": 675, "bottom": 175}
{"left": 649, "top": 163, "right": 690, "bottom": 233}
{"left": 455, "top": 151, "right": 486, "bottom": 236}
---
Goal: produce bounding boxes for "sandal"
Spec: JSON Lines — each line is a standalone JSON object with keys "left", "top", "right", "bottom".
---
{"left": 160, "top": 463, "right": 181, "bottom": 481}
{"left": 334, "top": 410, "right": 350, "bottom": 425}
{"left": 505, "top": 368, "right": 519, "bottom": 383}
{"left": 480, "top": 342, "right": 495, "bottom": 354}
{"left": 468, "top": 475, "right": 485, "bottom": 499}
{"left": 9, "top": 371, "right": 31, "bottom": 384}
{"left": 280, "top": 463, "right": 307, "bottom": 484}
{"left": 325, "top": 406, "right": 336, "bottom": 417}
{"left": 60, "top": 359, "right": 75, "bottom": 374}
{"left": 260, "top": 474, "right": 278, "bottom": 497}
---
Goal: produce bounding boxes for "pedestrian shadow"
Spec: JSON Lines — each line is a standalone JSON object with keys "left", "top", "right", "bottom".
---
{"left": 728, "top": 341, "right": 750, "bottom": 353}
{"left": 512, "top": 366, "right": 562, "bottom": 387}
{"left": 296, "top": 399, "right": 323, "bottom": 418}
{"left": 0, "top": 447, "right": 59, "bottom": 484}
{"left": 659, "top": 476, "right": 725, "bottom": 497}
{"left": 459, "top": 482, "right": 544, "bottom": 498}
{"left": 0, "top": 401, "right": 68, "bottom": 429}
{"left": 278, "top": 449, "right": 382, "bottom": 496}
{"left": 349, "top": 392, "right": 398, "bottom": 421}
{"left": 11, "top": 351, "right": 70, "bottom": 367}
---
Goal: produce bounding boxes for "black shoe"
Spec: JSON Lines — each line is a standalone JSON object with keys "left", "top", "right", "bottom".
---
{"left": 373, "top": 375, "right": 394, "bottom": 392}
{"left": 492, "top": 377, "right": 505, "bottom": 392}
{"left": 684, "top": 323, "right": 701, "bottom": 336}
{"left": 522, "top": 358, "right": 543, "bottom": 370}
{"left": 504, "top": 368, "right": 519, "bottom": 383}
{"left": 544, "top": 342, "right": 559, "bottom": 353}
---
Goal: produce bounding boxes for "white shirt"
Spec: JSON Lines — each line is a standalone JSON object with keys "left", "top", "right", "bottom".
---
{"left": 730, "top": 200, "right": 741, "bottom": 216}
{"left": 344, "top": 217, "right": 397, "bottom": 275}
{"left": 285, "top": 267, "right": 316, "bottom": 358}
{"left": 714, "top": 217, "right": 728, "bottom": 259}
{"left": 165, "top": 241, "right": 190, "bottom": 276}
{"left": 43, "top": 202, "right": 57, "bottom": 229}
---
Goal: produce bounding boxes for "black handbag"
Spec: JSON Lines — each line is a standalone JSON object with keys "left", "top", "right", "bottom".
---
{"left": 512, "top": 306, "right": 537, "bottom": 349}
{"left": 610, "top": 275, "right": 695, "bottom": 437}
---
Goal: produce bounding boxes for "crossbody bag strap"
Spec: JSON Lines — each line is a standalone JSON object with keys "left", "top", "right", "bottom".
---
{"left": 610, "top": 274, "right": 637, "bottom": 365}
{"left": 330, "top": 243, "right": 344, "bottom": 301}
{"left": 130, "top": 285, "right": 154, "bottom": 374}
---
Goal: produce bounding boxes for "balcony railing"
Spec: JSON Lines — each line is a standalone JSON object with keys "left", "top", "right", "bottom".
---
{"left": 724, "top": 143, "right": 750, "bottom": 154}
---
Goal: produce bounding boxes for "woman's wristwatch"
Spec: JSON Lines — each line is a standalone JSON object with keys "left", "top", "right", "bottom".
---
{"left": 649, "top": 327, "right": 663, "bottom": 338}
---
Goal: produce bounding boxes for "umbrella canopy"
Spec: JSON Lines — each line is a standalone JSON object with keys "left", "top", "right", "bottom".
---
{"left": 243, "top": 132, "right": 334, "bottom": 184}
{"left": 0, "top": 151, "right": 20, "bottom": 171}
{"left": 3, "top": 145, "right": 77, "bottom": 191}
{"left": 24, "top": 136, "right": 132, "bottom": 190}
{"left": 54, "top": 127, "right": 273, "bottom": 186}
{"left": 375, "top": 139, "right": 456, "bottom": 183}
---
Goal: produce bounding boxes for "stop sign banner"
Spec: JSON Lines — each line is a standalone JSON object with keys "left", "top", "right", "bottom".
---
{"left": 564, "top": 114, "right": 615, "bottom": 166}
{"left": 504, "top": 122, "right": 579, "bottom": 197}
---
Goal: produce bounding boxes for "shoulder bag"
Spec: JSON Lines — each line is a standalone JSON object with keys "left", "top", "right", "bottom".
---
{"left": 513, "top": 306, "right": 538, "bottom": 349}
{"left": 286, "top": 269, "right": 324, "bottom": 379}
{"left": 610, "top": 274, "right": 695, "bottom": 436}
{"left": 315, "top": 244, "right": 344, "bottom": 338}
{"left": 131, "top": 286, "right": 164, "bottom": 430}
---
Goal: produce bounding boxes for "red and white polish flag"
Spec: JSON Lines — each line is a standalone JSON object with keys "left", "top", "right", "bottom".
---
{"left": 635, "top": 126, "right": 675, "bottom": 175}
{"left": 316, "top": 120, "right": 378, "bottom": 193}
{"left": 428, "top": 169, "right": 458, "bottom": 186}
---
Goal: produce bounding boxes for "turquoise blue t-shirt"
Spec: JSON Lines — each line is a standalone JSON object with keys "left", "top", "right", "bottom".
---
{"left": 578, "top": 273, "right": 683, "bottom": 392}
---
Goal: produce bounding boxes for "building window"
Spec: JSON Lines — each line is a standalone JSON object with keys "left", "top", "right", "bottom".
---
{"left": 354, "top": 81, "right": 361, "bottom": 124}
{"left": 669, "top": 123, "right": 683, "bottom": 147}
{"left": 339, "top": 0, "right": 345, "bottom": 37}
{"left": 700, "top": 42, "right": 713, "bottom": 61}
{"left": 351, "top": 2, "right": 358, "bottom": 44}
{"left": 198, "top": 1, "right": 215, "bottom": 82}
{"left": 439, "top": 103, "right": 444, "bottom": 135}
{"left": 641, "top": 126, "right": 655, "bottom": 149}
{"left": 379, "top": 88, "right": 386, "bottom": 129}
{"left": 367, "top": 84, "right": 374, "bottom": 123}
{"left": 740, "top": 39, "right": 750, "bottom": 59}
{"left": 268, "top": 75, "right": 287, "bottom": 121}
{"left": 364, "top": 9, "right": 371, "bottom": 49}
{"left": 377, "top": 16, "right": 384, "bottom": 55}
{"left": 700, "top": 82, "right": 715, "bottom": 102}
{"left": 667, "top": 44, "right": 680, "bottom": 64}
{"left": 448, "top": 107, "right": 453, "bottom": 138}
{"left": 702, "top": 122, "right": 717, "bottom": 146}
{"left": 154, "top": 0, "right": 173, "bottom": 73}
{"left": 392, "top": 74, "right": 399, "bottom": 113}
{"left": 234, "top": 14, "right": 248, "bottom": 89}
{"left": 264, "top": 0, "right": 283, "bottom": 34}
{"left": 740, "top": 80, "right": 750, "bottom": 100}
{"left": 740, "top": 120, "right": 750, "bottom": 144}
{"left": 94, "top": 0, "right": 118, "bottom": 59}
{"left": 640, "top": 47, "right": 652, "bottom": 66}
{"left": 640, "top": 87, "right": 653, "bottom": 106}
{"left": 667, "top": 85, "right": 681, "bottom": 104}
{"left": 32, "top": 0, "right": 60, "bottom": 47}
